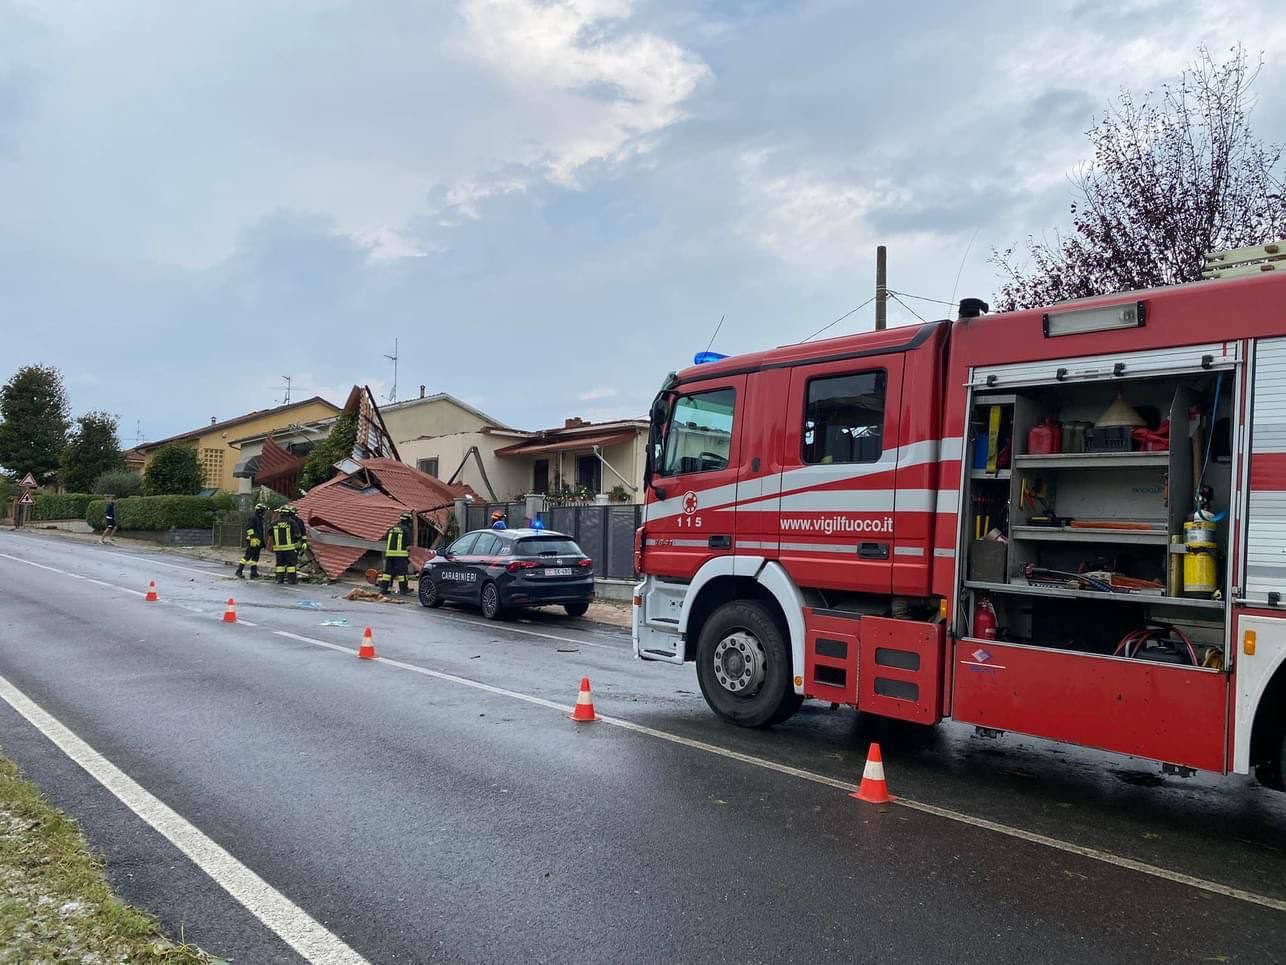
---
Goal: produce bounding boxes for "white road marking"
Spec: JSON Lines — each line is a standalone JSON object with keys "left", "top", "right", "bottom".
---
{"left": 95, "top": 548, "right": 233, "bottom": 580}
{"left": 5, "top": 544, "right": 1285, "bottom": 913}
{"left": 269, "top": 625, "right": 1286, "bottom": 915}
{"left": 431, "top": 611, "right": 627, "bottom": 652}
{"left": 0, "top": 674, "right": 369, "bottom": 964}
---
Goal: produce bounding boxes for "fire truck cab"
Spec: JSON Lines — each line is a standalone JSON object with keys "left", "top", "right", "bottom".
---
{"left": 633, "top": 267, "right": 1286, "bottom": 790}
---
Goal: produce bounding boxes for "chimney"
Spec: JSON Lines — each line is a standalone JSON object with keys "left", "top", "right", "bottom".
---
{"left": 564, "top": 417, "right": 585, "bottom": 429}
{"left": 210, "top": 416, "right": 217, "bottom": 425}
{"left": 419, "top": 384, "right": 426, "bottom": 399}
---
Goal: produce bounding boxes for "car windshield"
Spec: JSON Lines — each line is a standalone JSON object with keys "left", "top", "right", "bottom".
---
{"left": 516, "top": 537, "right": 582, "bottom": 557}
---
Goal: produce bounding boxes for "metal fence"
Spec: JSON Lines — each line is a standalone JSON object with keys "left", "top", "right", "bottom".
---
{"left": 213, "top": 510, "right": 251, "bottom": 548}
{"left": 464, "top": 499, "right": 641, "bottom": 580}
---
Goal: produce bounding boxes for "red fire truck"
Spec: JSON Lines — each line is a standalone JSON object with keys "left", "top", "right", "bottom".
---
{"left": 632, "top": 259, "right": 1286, "bottom": 790}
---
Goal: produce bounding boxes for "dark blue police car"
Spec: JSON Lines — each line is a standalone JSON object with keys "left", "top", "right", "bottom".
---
{"left": 418, "top": 528, "right": 594, "bottom": 620}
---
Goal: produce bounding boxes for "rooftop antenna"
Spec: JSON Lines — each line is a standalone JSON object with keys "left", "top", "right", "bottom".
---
{"left": 384, "top": 338, "right": 399, "bottom": 403}
{"left": 134, "top": 419, "right": 143, "bottom": 447}
{"left": 703, "top": 313, "right": 725, "bottom": 357}
{"left": 269, "top": 376, "right": 293, "bottom": 405}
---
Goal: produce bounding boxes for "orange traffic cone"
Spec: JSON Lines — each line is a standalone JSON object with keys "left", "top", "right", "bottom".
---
{"left": 569, "top": 676, "right": 599, "bottom": 722}
{"left": 144, "top": 580, "right": 159, "bottom": 602}
{"left": 851, "top": 742, "right": 894, "bottom": 804}
{"left": 357, "top": 627, "right": 377, "bottom": 660}
{"left": 222, "top": 598, "right": 237, "bottom": 623}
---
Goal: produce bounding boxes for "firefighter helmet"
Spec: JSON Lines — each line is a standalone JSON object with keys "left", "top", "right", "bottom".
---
{"left": 254, "top": 502, "right": 267, "bottom": 512}
{"left": 491, "top": 510, "right": 505, "bottom": 521}
{"left": 400, "top": 512, "right": 413, "bottom": 521}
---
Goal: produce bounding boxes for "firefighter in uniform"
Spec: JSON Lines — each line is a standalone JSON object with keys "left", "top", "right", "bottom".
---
{"left": 379, "top": 511, "right": 414, "bottom": 595}
{"left": 235, "top": 502, "right": 267, "bottom": 579}
{"left": 272, "top": 506, "right": 307, "bottom": 585}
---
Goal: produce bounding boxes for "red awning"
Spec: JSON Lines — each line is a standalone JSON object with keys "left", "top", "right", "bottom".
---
{"left": 494, "top": 430, "right": 636, "bottom": 457}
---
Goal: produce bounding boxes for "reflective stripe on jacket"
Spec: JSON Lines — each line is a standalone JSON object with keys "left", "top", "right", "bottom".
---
{"left": 272, "top": 520, "right": 297, "bottom": 551}
{"left": 385, "top": 526, "right": 409, "bottom": 557}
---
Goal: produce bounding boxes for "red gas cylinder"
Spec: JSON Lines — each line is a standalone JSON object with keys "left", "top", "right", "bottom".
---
{"left": 1027, "top": 419, "right": 1061, "bottom": 455}
{"left": 973, "top": 599, "right": 998, "bottom": 640}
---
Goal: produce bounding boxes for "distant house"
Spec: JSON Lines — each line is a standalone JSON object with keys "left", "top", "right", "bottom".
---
{"left": 492, "top": 417, "right": 649, "bottom": 501}
{"left": 134, "top": 397, "right": 341, "bottom": 492}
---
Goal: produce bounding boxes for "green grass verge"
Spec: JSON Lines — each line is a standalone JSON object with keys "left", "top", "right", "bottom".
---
{"left": 0, "top": 753, "right": 211, "bottom": 963}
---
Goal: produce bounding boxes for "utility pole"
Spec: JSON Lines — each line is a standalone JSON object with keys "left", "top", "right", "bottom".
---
{"left": 384, "top": 338, "right": 399, "bottom": 403}
{"left": 875, "top": 245, "right": 888, "bottom": 331}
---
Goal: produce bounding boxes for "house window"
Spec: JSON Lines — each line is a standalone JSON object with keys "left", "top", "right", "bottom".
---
{"left": 533, "top": 459, "right": 549, "bottom": 494}
{"left": 417, "top": 457, "right": 439, "bottom": 478}
{"left": 575, "top": 454, "right": 601, "bottom": 492}
{"left": 803, "top": 371, "right": 886, "bottom": 464}
{"left": 199, "top": 448, "right": 225, "bottom": 487}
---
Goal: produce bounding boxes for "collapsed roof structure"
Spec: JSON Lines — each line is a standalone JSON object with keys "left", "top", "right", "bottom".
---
{"left": 255, "top": 386, "right": 473, "bottom": 578}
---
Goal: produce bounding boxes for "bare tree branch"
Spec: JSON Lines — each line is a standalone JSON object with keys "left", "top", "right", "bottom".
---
{"left": 992, "top": 46, "right": 1286, "bottom": 311}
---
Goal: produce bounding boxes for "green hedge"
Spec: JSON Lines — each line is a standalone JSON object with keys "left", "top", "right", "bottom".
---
{"left": 32, "top": 493, "right": 96, "bottom": 521}
{"left": 87, "top": 496, "right": 218, "bottom": 532}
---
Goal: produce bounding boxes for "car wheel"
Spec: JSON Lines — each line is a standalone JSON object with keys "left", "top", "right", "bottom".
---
{"left": 480, "top": 582, "right": 505, "bottom": 621}
{"left": 418, "top": 575, "right": 443, "bottom": 609}
{"left": 564, "top": 601, "right": 590, "bottom": 618}
{"left": 695, "top": 601, "right": 799, "bottom": 728}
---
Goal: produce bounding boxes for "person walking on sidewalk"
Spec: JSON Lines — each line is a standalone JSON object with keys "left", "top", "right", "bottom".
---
{"left": 100, "top": 497, "right": 118, "bottom": 544}
{"left": 235, "top": 503, "right": 267, "bottom": 579}
{"left": 379, "top": 511, "right": 414, "bottom": 595}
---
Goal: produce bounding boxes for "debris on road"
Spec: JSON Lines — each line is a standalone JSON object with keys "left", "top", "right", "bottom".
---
{"left": 344, "top": 587, "right": 409, "bottom": 604}
{"left": 319, "top": 618, "right": 350, "bottom": 627}
{"left": 295, "top": 599, "right": 322, "bottom": 609}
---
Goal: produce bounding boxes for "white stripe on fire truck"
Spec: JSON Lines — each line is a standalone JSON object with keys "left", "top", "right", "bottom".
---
{"left": 893, "top": 546, "right": 924, "bottom": 557}
{"left": 933, "top": 548, "right": 956, "bottom": 558}
{"left": 644, "top": 538, "right": 709, "bottom": 548}
{"left": 647, "top": 439, "right": 945, "bottom": 522}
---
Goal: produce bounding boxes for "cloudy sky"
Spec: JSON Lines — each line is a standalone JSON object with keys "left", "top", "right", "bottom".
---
{"left": 2, "top": 0, "right": 1284, "bottom": 443}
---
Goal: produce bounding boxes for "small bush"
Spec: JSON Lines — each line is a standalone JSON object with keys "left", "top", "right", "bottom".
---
{"left": 92, "top": 470, "right": 144, "bottom": 497}
{"left": 87, "top": 495, "right": 218, "bottom": 532}
{"left": 211, "top": 491, "right": 237, "bottom": 513}
{"left": 32, "top": 493, "right": 96, "bottom": 521}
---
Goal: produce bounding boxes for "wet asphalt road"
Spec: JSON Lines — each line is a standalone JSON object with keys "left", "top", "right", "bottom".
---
{"left": 0, "top": 529, "right": 1283, "bottom": 963}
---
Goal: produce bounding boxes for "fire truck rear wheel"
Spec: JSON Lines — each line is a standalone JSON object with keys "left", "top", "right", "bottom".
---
{"left": 696, "top": 601, "right": 800, "bottom": 728}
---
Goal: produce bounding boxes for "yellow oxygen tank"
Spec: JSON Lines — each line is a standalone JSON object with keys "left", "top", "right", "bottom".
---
{"left": 1183, "top": 522, "right": 1217, "bottom": 599}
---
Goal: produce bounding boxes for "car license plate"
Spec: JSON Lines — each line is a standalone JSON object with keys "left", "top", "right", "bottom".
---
{"left": 544, "top": 567, "right": 574, "bottom": 577}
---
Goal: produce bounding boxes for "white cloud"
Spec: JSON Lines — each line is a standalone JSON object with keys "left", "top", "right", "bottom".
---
{"left": 458, "top": 0, "right": 710, "bottom": 183}
{"left": 735, "top": 151, "right": 930, "bottom": 274}
{"left": 578, "top": 386, "right": 618, "bottom": 401}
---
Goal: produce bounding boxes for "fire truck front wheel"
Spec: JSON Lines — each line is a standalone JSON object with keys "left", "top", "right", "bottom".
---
{"left": 696, "top": 601, "right": 802, "bottom": 728}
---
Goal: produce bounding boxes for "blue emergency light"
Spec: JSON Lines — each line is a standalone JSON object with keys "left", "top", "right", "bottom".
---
{"left": 693, "top": 351, "right": 728, "bottom": 365}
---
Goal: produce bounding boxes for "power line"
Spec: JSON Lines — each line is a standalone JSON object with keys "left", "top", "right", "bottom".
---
{"left": 888, "top": 289, "right": 957, "bottom": 307}
{"left": 801, "top": 296, "right": 876, "bottom": 342}
{"left": 888, "top": 291, "right": 925, "bottom": 321}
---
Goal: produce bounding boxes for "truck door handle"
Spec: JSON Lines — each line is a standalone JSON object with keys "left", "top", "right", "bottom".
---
{"left": 708, "top": 535, "right": 732, "bottom": 549}
{"left": 858, "top": 542, "right": 889, "bottom": 560}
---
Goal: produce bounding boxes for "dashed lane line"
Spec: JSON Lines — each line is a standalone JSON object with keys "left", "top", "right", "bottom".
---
{"left": 4, "top": 548, "right": 1285, "bottom": 913}
{"left": 0, "top": 673, "right": 369, "bottom": 964}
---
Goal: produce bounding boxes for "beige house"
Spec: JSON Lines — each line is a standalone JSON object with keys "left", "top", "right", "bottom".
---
{"left": 400, "top": 416, "right": 648, "bottom": 502}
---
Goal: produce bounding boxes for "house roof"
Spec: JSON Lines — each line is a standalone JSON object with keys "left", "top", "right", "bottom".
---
{"left": 494, "top": 429, "right": 638, "bottom": 457}
{"left": 380, "top": 392, "right": 515, "bottom": 431}
{"left": 228, "top": 417, "right": 337, "bottom": 448}
{"left": 492, "top": 418, "right": 647, "bottom": 458}
{"left": 137, "top": 397, "right": 341, "bottom": 452}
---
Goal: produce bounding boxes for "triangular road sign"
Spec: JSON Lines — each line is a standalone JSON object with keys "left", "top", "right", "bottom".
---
{"left": 17, "top": 491, "right": 34, "bottom": 505}
{"left": 18, "top": 472, "right": 37, "bottom": 488}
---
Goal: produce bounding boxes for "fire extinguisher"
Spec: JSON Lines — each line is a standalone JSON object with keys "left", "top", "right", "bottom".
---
{"left": 973, "top": 598, "right": 998, "bottom": 640}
